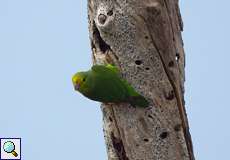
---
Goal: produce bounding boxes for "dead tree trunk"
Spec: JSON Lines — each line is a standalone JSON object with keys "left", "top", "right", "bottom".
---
{"left": 88, "top": 0, "right": 194, "bottom": 160}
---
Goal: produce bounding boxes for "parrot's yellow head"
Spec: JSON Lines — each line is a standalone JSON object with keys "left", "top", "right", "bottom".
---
{"left": 72, "top": 72, "right": 87, "bottom": 91}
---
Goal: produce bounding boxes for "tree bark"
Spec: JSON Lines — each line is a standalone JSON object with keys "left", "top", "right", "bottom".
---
{"left": 87, "top": 0, "right": 195, "bottom": 160}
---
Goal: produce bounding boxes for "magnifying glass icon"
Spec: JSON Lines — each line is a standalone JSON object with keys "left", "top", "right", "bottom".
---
{"left": 3, "top": 141, "right": 18, "bottom": 157}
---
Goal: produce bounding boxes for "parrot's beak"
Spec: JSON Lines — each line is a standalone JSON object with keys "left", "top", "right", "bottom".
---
{"left": 74, "top": 83, "right": 80, "bottom": 90}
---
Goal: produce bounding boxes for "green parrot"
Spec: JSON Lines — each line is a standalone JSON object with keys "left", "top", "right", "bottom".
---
{"left": 72, "top": 64, "right": 149, "bottom": 108}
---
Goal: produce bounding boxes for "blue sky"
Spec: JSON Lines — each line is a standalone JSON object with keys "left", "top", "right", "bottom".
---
{"left": 0, "top": 0, "right": 229, "bottom": 159}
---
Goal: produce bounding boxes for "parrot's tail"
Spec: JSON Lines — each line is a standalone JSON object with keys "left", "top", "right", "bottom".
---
{"left": 128, "top": 95, "right": 149, "bottom": 108}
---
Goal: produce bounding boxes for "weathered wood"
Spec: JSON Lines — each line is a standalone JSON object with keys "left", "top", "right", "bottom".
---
{"left": 88, "top": 0, "right": 194, "bottom": 159}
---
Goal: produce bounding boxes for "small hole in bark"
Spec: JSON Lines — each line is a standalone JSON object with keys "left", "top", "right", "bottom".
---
{"left": 145, "top": 36, "right": 149, "bottom": 39}
{"left": 109, "top": 117, "right": 113, "bottom": 122}
{"left": 175, "top": 53, "right": 180, "bottom": 61}
{"left": 168, "top": 61, "right": 174, "bottom": 67}
{"left": 135, "top": 60, "right": 142, "bottom": 65}
{"left": 174, "top": 124, "right": 181, "bottom": 132}
{"left": 160, "top": 131, "right": 168, "bottom": 139}
{"left": 165, "top": 90, "right": 175, "bottom": 100}
{"left": 148, "top": 115, "right": 153, "bottom": 119}
{"left": 107, "top": 10, "right": 113, "bottom": 16}
{"left": 98, "top": 14, "right": 107, "bottom": 24}
{"left": 143, "top": 138, "right": 149, "bottom": 142}
{"left": 145, "top": 67, "right": 150, "bottom": 70}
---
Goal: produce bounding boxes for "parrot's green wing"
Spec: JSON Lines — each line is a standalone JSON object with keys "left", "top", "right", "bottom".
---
{"left": 105, "top": 64, "right": 119, "bottom": 74}
{"left": 89, "top": 65, "right": 129, "bottom": 102}
{"left": 91, "top": 65, "right": 149, "bottom": 108}
{"left": 91, "top": 64, "right": 117, "bottom": 76}
{"left": 92, "top": 64, "right": 120, "bottom": 75}
{"left": 121, "top": 78, "right": 149, "bottom": 108}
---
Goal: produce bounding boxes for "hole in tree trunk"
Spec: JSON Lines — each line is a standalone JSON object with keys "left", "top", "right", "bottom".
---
{"left": 160, "top": 131, "right": 168, "bottom": 139}
{"left": 135, "top": 60, "right": 142, "bottom": 65}
{"left": 175, "top": 53, "right": 180, "bottom": 61}
{"left": 148, "top": 115, "right": 154, "bottom": 119}
{"left": 92, "top": 21, "right": 110, "bottom": 53}
{"left": 143, "top": 138, "right": 149, "bottom": 142}
{"left": 174, "top": 124, "right": 181, "bottom": 132}
{"left": 107, "top": 10, "right": 113, "bottom": 16}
